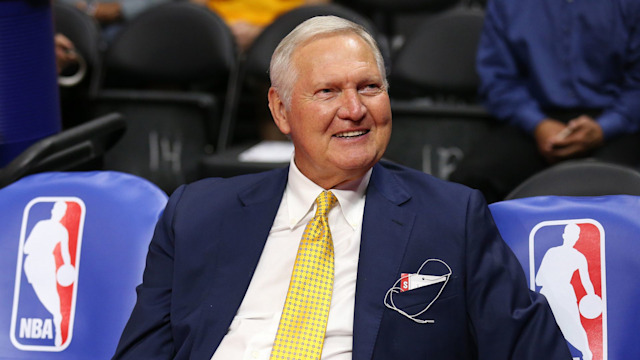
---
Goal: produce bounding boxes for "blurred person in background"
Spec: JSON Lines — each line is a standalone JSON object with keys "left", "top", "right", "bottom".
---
{"left": 54, "top": 33, "right": 78, "bottom": 74}
{"left": 449, "top": 0, "right": 640, "bottom": 203}
{"left": 190, "top": 0, "right": 332, "bottom": 143}
{"left": 190, "top": 0, "right": 330, "bottom": 51}
{"left": 57, "top": 0, "right": 172, "bottom": 42}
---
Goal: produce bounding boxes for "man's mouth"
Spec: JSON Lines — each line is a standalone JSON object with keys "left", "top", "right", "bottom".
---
{"left": 334, "top": 130, "right": 369, "bottom": 138}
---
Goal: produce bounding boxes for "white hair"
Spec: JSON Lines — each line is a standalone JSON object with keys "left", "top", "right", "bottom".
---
{"left": 269, "top": 15, "right": 388, "bottom": 108}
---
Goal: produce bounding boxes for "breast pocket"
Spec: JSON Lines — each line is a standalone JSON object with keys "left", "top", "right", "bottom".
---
{"left": 385, "top": 273, "right": 460, "bottom": 324}
{"left": 392, "top": 281, "right": 454, "bottom": 309}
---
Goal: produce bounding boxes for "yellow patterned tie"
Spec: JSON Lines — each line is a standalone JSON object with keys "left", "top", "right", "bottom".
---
{"left": 270, "top": 191, "right": 338, "bottom": 360}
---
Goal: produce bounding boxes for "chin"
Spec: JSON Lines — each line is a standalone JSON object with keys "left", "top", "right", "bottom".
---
{"left": 335, "top": 154, "right": 380, "bottom": 173}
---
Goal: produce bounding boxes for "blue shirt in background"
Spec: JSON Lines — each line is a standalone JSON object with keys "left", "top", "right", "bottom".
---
{"left": 477, "top": 0, "right": 640, "bottom": 139}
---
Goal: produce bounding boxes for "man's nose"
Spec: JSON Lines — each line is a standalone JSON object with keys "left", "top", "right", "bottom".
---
{"left": 337, "top": 90, "right": 366, "bottom": 120}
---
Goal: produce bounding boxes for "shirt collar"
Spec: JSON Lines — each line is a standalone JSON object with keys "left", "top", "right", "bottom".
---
{"left": 285, "top": 156, "right": 371, "bottom": 230}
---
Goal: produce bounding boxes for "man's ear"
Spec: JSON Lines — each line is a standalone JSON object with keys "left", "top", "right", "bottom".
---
{"left": 268, "top": 87, "right": 291, "bottom": 135}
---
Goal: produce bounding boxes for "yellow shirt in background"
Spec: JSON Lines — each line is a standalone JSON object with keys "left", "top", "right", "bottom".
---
{"left": 206, "top": 0, "right": 305, "bottom": 26}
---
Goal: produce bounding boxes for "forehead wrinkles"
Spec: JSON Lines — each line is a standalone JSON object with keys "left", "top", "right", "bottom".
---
{"left": 314, "top": 65, "right": 381, "bottom": 90}
{"left": 292, "top": 35, "right": 380, "bottom": 87}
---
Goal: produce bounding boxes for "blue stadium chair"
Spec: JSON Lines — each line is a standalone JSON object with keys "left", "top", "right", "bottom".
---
{"left": 489, "top": 195, "right": 640, "bottom": 359}
{"left": 0, "top": 171, "right": 167, "bottom": 358}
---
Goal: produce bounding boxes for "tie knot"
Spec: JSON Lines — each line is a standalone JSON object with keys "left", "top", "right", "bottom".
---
{"left": 315, "top": 191, "right": 337, "bottom": 218}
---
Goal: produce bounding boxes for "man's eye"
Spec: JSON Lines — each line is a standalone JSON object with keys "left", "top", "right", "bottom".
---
{"left": 361, "top": 84, "right": 381, "bottom": 93}
{"left": 315, "top": 89, "right": 334, "bottom": 97}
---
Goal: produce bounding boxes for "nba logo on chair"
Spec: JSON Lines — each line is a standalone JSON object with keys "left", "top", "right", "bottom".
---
{"left": 490, "top": 195, "right": 640, "bottom": 360}
{"left": 10, "top": 197, "right": 85, "bottom": 351}
{"left": 530, "top": 220, "right": 607, "bottom": 360}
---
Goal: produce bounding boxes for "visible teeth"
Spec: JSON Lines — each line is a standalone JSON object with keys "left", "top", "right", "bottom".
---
{"left": 336, "top": 130, "right": 367, "bottom": 138}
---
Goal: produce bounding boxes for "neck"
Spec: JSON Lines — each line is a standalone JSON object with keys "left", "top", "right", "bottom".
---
{"left": 310, "top": 169, "right": 369, "bottom": 190}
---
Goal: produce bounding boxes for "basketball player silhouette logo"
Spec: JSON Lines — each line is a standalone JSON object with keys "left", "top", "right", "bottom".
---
{"left": 531, "top": 220, "right": 607, "bottom": 360}
{"left": 23, "top": 201, "right": 76, "bottom": 347}
{"left": 11, "top": 197, "right": 85, "bottom": 351}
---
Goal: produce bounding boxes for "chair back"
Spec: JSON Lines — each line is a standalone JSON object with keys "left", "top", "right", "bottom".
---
{"left": 95, "top": 2, "right": 237, "bottom": 193}
{"left": 489, "top": 195, "right": 640, "bottom": 360}
{"left": 0, "top": 113, "right": 125, "bottom": 189}
{"left": 506, "top": 160, "right": 640, "bottom": 200}
{"left": 349, "top": 0, "right": 460, "bottom": 12}
{"left": 53, "top": 2, "right": 103, "bottom": 96}
{"left": 53, "top": 2, "right": 105, "bottom": 128}
{"left": 383, "top": 7, "right": 491, "bottom": 179}
{"left": 103, "top": 2, "right": 235, "bottom": 90}
{"left": 244, "top": 4, "right": 388, "bottom": 86}
{"left": 345, "top": 0, "right": 461, "bottom": 38}
{"left": 0, "top": 171, "right": 167, "bottom": 358}
{"left": 390, "top": 6, "right": 484, "bottom": 100}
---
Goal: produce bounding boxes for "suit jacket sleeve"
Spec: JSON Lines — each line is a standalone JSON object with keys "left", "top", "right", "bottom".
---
{"left": 112, "top": 185, "right": 185, "bottom": 359}
{"left": 464, "top": 190, "right": 570, "bottom": 359}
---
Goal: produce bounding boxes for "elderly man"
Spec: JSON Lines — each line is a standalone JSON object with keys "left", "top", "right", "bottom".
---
{"left": 113, "top": 16, "right": 571, "bottom": 360}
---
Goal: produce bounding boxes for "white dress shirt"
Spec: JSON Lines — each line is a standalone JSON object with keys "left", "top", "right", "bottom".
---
{"left": 211, "top": 158, "right": 370, "bottom": 360}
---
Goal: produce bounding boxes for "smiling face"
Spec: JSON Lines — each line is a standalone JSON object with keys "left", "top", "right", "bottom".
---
{"left": 268, "top": 32, "right": 392, "bottom": 189}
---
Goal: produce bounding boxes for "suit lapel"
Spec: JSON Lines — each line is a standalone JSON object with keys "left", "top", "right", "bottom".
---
{"left": 353, "top": 163, "right": 415, "bottom": 360}
{"left": 194, "top": 164, "right": 415, "bottom": 359}
{"left": 195, "top": 168, "right": 289, "bottom": 359}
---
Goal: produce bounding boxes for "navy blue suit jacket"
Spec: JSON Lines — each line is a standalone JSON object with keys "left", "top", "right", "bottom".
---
{"left": 114, "top": 161, "right": 571, "bottom": 359}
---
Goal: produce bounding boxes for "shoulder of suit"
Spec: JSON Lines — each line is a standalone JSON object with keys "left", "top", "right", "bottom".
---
{"left": 377, "top": 160, "right": 475, "bottom": 201}
{"left": 174, "top": 167, "right": 288, "bottom": 200}
{"left": 379, "top": 160, "right": 470, "bottom": 189}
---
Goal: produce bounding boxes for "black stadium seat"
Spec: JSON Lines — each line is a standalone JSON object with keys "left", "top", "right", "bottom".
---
{"left": 93, "top": 2, "right": 237, "bottom": 194}
{"left": 383, "top": 7, "right": 492, "bottom": 180}
{"left": 505, "top": 160, "right": 640, "bottom": 200}
{"left": 53, "top": 2, "right": 105, "bottom": 129}
{"left": 0, "top": 113, "right": 125, "bottom": 189}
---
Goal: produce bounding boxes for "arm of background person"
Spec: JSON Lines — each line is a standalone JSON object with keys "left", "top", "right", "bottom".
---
{"left": 542, "top": 116, "right": 603, "bottom": 162}
{"left": 61, "top": 0, "right": 120, "bottom": 23}
{"left": 54, "top": 33, "right": 78, "bottom": 74}
{"left": 476, "top": 0, "right": 547, "bottom": 135}
{"left": 69, "top": 0, "right": 173, "bottom": 24}
{"left": 541, "top": 9, "right": 640, "bottom": 160}
{"left": 593, "top": 5, "right": 640, "bottom": 140}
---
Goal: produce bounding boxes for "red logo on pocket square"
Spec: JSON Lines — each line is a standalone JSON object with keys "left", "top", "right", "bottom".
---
{"left": 384, "top": 259, "right": 452, "bottom": 323}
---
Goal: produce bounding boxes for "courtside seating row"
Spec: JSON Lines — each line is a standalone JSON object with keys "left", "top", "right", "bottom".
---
{"left": 54, "top": 1, "right": 491, "bottom": 194}
{"left": 3, "top": 125, "right": 640, "bottom": 359}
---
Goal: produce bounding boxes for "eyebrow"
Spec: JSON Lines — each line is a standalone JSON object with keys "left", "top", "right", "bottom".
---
{"left": 312, "top": 74, "right": 383, "bottom": 88}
